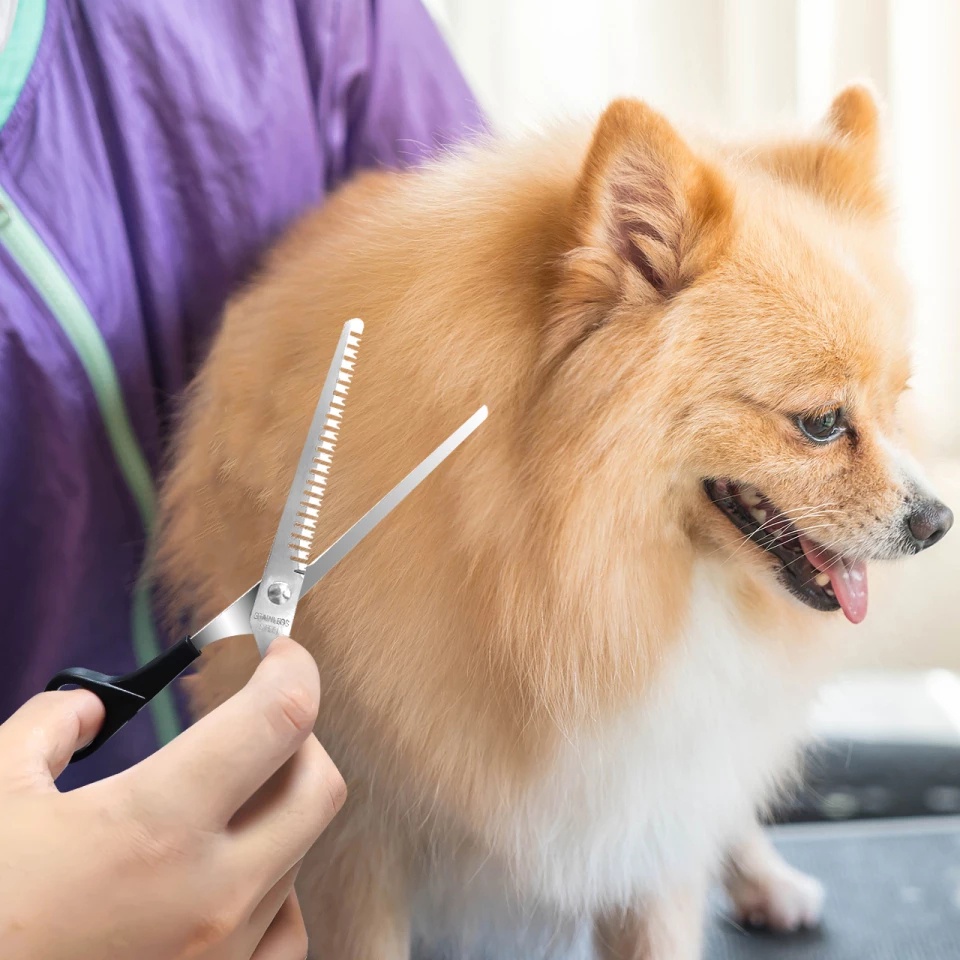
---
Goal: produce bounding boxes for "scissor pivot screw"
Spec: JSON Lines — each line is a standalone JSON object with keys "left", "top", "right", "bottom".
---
{"left": 267, "top": 582, "right": 292, "bottom": 605}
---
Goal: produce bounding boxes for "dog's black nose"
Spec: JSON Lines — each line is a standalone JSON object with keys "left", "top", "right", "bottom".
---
{"left": 907, "top": 500, "right": 954, "bottom": 549}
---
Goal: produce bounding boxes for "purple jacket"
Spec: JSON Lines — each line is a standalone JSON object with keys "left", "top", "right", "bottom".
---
{"left": 0, "top": 0, "right": 484, "bottom": 788}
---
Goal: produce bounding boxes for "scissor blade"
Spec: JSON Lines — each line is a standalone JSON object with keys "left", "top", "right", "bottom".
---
{"left": 249, "top": 318, "right": 363, "bottom": 655}
{"left": 191, "top": 582, "right": 258, "bottom": 650}
{"left": 302, "top": 404, "right": 488, "bottom": 593}
{"left": 189, "top": 405, "right": 488, "bottom": 650}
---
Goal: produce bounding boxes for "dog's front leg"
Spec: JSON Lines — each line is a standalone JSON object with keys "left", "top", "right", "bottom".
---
{"left": 297, "top": 817, "right": 411, "bottom": 960}
{"left": 593, "top": 883, "right": 706, "bottom": 960}
{"left": 723, "top": 822, "right": 824, "bottom": 931}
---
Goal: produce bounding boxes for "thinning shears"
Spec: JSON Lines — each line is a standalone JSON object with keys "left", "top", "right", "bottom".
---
{"left": 46, "top": 319, "right": 487, "bottom": 763}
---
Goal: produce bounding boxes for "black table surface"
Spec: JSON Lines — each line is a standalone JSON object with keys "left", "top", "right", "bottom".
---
{"left": 707, "top": 816, "right": 960, "bottom": 959}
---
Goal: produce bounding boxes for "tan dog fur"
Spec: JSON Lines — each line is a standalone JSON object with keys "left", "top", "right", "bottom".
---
{"left": 155, "top": 85, "right": 944, "bottom": 958}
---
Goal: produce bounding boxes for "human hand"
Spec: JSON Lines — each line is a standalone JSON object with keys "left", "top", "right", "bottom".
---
{"left": 0, "top": 636, "right": 344, "bottom": 960}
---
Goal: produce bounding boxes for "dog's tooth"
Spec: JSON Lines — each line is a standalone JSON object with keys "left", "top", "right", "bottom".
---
{"left": 741, "top": 487, "right": 762, "bottom": 507}
{"left": 815, "top": 573, "right": 831, "bottom": 588}
{"left": 750, "top": 508, "right": 767, "bottom": 524}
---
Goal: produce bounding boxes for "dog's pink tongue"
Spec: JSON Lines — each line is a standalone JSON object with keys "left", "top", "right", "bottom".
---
{"left": 799, "top": 537, "right": 868, "bottom": 624}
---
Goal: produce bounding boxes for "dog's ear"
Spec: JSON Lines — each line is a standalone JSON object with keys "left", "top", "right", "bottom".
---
{"left": 750, "top": 83, "right": 886, "bottom": 217}
{"left": 571, "top": 98, "right": 734, "bottom": 301}
{"left": 545, "top": 100, "right": 733, "bottom": 365}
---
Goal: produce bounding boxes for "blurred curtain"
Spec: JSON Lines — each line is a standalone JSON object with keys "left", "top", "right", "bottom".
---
{"left": 424, "top": 0, "right": 960, "bottom": 458}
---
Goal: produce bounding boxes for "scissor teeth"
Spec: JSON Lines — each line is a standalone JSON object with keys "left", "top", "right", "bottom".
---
{"left": 285, "top": 320, "right": 362, "bottom": 565}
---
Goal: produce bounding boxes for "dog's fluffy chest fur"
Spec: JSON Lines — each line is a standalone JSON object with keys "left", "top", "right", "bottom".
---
{"left": 414, "top": 564, "right": 818, "bottom": 953}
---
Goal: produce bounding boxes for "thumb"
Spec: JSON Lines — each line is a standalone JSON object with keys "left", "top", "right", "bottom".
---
{"left": 0, "top": 689, "right": 105, "bottom": 787}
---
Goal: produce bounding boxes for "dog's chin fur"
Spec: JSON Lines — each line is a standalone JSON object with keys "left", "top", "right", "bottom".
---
{"left": 156, "top": 84, "right": 943, "bottom": 958}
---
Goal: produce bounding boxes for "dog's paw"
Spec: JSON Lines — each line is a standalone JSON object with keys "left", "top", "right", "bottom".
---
{"left": 726, "top": 861, "right": 824, "bottom": 932}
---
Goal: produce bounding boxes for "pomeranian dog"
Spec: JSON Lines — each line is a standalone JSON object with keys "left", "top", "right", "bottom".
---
{"left": 156, "top": 84, "right": 953, "bottom": 959}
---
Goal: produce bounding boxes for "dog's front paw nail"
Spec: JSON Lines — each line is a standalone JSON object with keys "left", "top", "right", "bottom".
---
{"left": 729, "top": 865, "right": 824, "bottom": 933}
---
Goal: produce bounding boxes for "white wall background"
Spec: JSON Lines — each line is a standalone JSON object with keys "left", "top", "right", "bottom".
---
{"left": 425, "top": 0, "right": 960, "bottom": 460}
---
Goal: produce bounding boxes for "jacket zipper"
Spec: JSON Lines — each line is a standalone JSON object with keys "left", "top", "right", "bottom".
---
{"left": 0, "top": 185, "right": 181, "bottom": 747}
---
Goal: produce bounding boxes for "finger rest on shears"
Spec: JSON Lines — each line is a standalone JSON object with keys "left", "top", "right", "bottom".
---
{"left": 45, "top": 637, "right": 202, "bottom": 763}
{"left": 45, "top": 669, "right": 147, "bottom": 762}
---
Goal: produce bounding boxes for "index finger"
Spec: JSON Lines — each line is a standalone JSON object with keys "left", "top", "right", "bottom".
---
{"left": 130, "top": 637, "right": 321, "bottom": 826}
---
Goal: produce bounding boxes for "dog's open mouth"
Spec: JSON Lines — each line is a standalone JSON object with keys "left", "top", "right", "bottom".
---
{"left": 704, "top": 479, "right": 868, "bottom": 624}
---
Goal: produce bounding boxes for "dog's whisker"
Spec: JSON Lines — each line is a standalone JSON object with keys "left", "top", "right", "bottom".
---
{"left": 717, "top": 510, "right": 841, "bottom": 563}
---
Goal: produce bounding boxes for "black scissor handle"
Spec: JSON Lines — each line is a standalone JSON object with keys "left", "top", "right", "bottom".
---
{"left": 45, "top": 636, "right": 202, "bottom": 764}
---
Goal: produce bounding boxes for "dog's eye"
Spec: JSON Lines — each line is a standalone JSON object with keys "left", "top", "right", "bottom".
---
{"left": 797, "top": 408, "right": 845, "bottom": 444}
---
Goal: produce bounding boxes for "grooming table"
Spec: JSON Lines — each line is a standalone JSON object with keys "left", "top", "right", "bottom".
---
{"left": 709, "top": 667, "right": 960, "bottom": 958}
{"left": 706, "top": 816, "right": 960, "bottom": 959}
